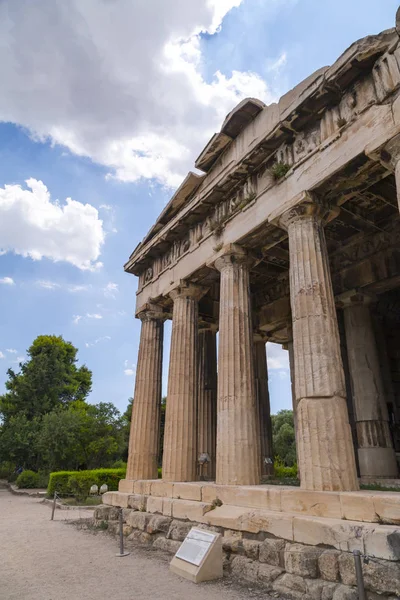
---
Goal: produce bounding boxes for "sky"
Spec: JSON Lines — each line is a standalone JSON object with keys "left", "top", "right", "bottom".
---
{"left": 0, "top": 0, "right": 398, "bottom": 416}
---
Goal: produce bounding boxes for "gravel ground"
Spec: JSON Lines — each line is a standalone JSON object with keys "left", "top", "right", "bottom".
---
{"left": 0, "top": 488, "right": 275, "bottom": 600}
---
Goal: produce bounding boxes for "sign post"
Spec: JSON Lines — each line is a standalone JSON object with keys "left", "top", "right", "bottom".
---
{"left": 170, "top": 528, "right": 223, "bottom": 583}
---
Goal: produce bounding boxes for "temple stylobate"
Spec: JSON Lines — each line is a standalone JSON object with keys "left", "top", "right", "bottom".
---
{"left": 123, "top": 20, "right": 400, "bottom": 493}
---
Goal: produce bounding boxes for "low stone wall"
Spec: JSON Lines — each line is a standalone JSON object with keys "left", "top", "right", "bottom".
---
{"left": 103, "top": 489, "right": 400, "bottom": 562}
{"left": 94, "top": 504, "right": 400, "bottom": 600}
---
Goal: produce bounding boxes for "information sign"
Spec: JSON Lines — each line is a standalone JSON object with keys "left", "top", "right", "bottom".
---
{"left": 170, "top": 527, "right": 223, "bottom": 583}
{"left": 175, "top": 529, "right": 217, "bottom": 566}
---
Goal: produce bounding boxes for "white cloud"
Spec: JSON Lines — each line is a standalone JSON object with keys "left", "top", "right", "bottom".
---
{"left": 0, "top": 351, "right": 5, "bottom": 359}
{"left": 266, "top": 342, "right": 290, "bottom": 371}
{"left": 68, "top": 284, "right": 92, "bottom": 293}
{"left": 35, "top": 280, "right": 92, "bottom": 293}
{"left": 85, "top": 335, "right": 111, "bottom": 348}
{"left": 267, "top": 51, "right": 288, "bottom": 74}
{"left": 104, "top": 282, "right": 119, "bottom": 298}
{"left": 16, "top": 356, "right": 25, "bottom": 363}
{"left": 0, "top": 179, "right": 104, "bottom": 270}
{"left": 6, "top": 349, "right": 17, "bottom": 354}
{"left": 124, "top": 359, "right": 136, "bottom": 376}
{"left": 0, "top": 277, "right": 15, "bottom": 285}
{"left": 36, "top": 280, "right": 61, "bottom": 290}
{"left": 73, "top": 315, "right": 82, "bottom": 325}
{"left": 86, "top": 313, "right": 102, "bottom": 319}
{"left": 0, "top": 1, "right": 277, "bottom": 188}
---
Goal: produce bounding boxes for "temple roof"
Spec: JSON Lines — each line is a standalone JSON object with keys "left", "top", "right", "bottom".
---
{"left": 126, "top": 26, "right": 398, "bottom": 273}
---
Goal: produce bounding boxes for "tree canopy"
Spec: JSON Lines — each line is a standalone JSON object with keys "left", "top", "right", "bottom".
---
{"left": 0, "top": 335, "right": 127, "bottom": 474}
{"left": 271, "top": 409, "right": 297, "bottom": 466}
{"left": 0, "top": 335, "right": 92, "bottom": 422}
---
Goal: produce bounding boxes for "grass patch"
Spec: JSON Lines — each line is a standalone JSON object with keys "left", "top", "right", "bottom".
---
{"left": 360, "top": 483, "right": 400, "bottom": 492}
{"left": 262, "top": 477, "right": 300, "bottom": 487}
{"left": 271, "top": 161, "right": 290, "bottom": 180}
{"left": 61, "top": 496, "right": 102, "bottom": 506}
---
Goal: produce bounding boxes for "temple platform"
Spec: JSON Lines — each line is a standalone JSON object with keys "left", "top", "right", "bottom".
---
{"left": 116, "top": 479, "right": 400, "bottom": 525}
{"left": 102, "top": 480, "right": 400, "bottom": 562}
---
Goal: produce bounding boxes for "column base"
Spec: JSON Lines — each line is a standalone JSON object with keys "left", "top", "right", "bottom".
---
{"left": 358, "top": 447, "right": 399, "bottom": 479}
{"left": 297, "top": 396, "right": 359, "bottom": 492}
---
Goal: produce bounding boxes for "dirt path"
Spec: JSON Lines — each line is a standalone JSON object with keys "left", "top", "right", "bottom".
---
{"left": 0, "top": 488, "right": 274, "bottom": 600}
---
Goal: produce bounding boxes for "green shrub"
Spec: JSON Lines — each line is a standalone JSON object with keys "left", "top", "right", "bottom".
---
{"left": 47, "top": 471, "right": 76, "bottom": 496}
{"left": 274, "top": 457, "right": 298, "bottom": 478}
{"left": 69, "top": 473, "right": 94, "bottom": 502}
{"left": 16, "top": 470, "right": 40, "bottom": 489}
{"left": 111, "top": 459, "right": 127, "bottom": 469}
{"left": 47, "top": 468, "right": 126, "bottom": 497}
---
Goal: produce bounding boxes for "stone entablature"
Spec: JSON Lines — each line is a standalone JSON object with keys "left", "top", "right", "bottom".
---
{"left": 127, "top": 28, "right": 400, "bottom": 310}
{"left": 132, "top": 84, "right": 400, "bottom": 308}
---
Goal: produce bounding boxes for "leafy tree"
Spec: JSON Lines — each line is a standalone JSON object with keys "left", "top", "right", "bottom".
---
{"left": 36, "top": 405, "right": 86, "bottom": 471}
{"left": 83, "top": 402, "right": 126, "bottom": 469}
{"left": 36, "top": 401, "right": 125, "bottom": 471}
{"left": 123, "top": 397, "right": 133, "bottom": 423}
{"left": 271, "top": 409, "right": 297, "bottom": 467}
{"left": 159, "top": 397, "right": 166, "bottom": 464}
{"left": 0, "top": 335, "right": 92, "bottom": 423}
{"left": 0, "top": 335, "right": 129, "bottom": 474}
{"left": 0, "top": 414, "right": 41, "bottom": 470}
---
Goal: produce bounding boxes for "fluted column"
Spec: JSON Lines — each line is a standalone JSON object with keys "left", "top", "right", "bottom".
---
{"left": 215, "top": 245, "right": 261, "bottom": 485}
{"left": 340, "top": 292, "right": 398, "bottom": 478}
{"left": 197, "top": 327, "right": 217, "bottom": 480}
{"left": 279, "top": 197, "right": 358, "bottom": 491}
{"left": 286, "top": 325, "right": 300, "bottom": 480}
{"left": 254, "top": 334, "right": 274, "bottom": 476}
{"left": 162, "top": 283, "right": 207, "bottom": 482}
{"left": 126, "top": 303, "right": 164, "bottom": 480}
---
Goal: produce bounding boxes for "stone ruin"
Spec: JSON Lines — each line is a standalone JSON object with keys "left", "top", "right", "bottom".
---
{"left": 102, "top": 9, "right": 400, "bottom": 598}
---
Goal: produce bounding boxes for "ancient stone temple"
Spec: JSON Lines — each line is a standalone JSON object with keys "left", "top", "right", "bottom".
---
{"left": 102, "top": 13, "right": 400, "bottom": 597}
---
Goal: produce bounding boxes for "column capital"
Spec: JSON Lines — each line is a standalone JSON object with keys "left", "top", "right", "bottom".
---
{"left": 169, "top": 281, "right": 209, "bottom": 302}
{"left": 136, "top": 301, "right": 165, "bottom": 322}
{"left": 199, "top": 322, "right": 218, "bottom": 333}
{"left": 278, "top": 193, "right": 339, "bottom": 231}
{"left": 366, "top": 133, "right": 400, "bottom": 172}
{"left": 336, "top": 290, "right": 377, "bottom": 309}
{"left": 213, "top": 244, "right": 253, "bottom": 272}
{"left": 253, "top": 329, "right": 269, "bottom": 343}
{"left": 283, "top": 321, "right": 293, "bottom": 346}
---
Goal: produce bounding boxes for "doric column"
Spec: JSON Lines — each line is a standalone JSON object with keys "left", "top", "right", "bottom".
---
{"left": 373, "top": 315, "right": 399, "bottom": 424}
{"left": 254, "top": 333, "right": 274, "bottom": 476}
{"left": 279, "top": 196, "right": 358, "bottom": 491}
{"left": 197, "top": 327, "right": 217, "bottom": 480}
{"left": 285, "top": 324, "right": 300, "bottom": 479}
{"left": 162, "top": 282, "right": 207, "bottom": 482}
{"left": 395, "top": 160, "right": 400, "bottom": 213}
{"left": 126, "top": 303, "right": 164, "bottom": 480}
{"left": 340, "top": 292, "right": 398, "bottom": 478}
{"left": 214, "top": 245, "right": 261, "bottom": 485}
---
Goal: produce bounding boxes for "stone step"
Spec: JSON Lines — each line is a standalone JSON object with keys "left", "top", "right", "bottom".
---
{"left": 103, "top": 491, "right": 400, "bottom": 561}
{"left": 117, "top": 479, "right": 400, "bottom": 525}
